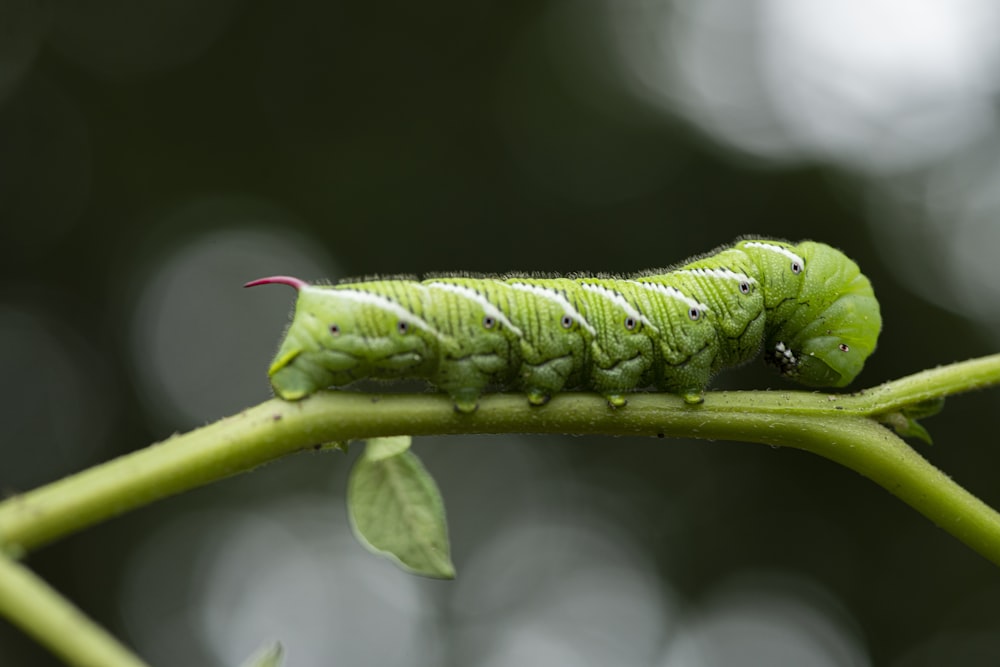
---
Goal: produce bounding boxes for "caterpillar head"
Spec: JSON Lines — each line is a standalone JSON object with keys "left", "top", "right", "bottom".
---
{"left": 245, "top": 276, "right": 438, "bottom": 400}
{"left": 764, "top": 241, "right": 881, "bottom": 388}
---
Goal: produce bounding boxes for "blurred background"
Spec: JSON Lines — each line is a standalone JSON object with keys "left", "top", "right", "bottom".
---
{"left": 2, "top": 0, "right": 1000, "bottom": 665}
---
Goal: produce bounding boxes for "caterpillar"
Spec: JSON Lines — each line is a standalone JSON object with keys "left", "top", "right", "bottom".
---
{"left": 246, "top": 238, "right": 881, "bottom": 413}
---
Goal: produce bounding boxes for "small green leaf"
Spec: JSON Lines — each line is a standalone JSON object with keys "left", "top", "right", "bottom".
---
{"left": 363, "top": 435, "right": 412, "bottom": 461}
{"left": 239, "top": 641, "right": 284, "bottom": 667}
{"left": 348, "top": 438, "right": 455, "bottom": 579}
{"left": 877, "top": 397, "right": 945, "bottom": 445}
{"left": 881, "top": 412, "right": 935, "bottom": 445}
{"left": 901, "top": 396, "right": 947, "bottom": 420}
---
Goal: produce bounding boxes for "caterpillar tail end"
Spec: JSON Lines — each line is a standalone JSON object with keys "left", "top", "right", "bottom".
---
{"left": 244, "top": 275, "right": 309, "bottom": 290}
{"left": 267, "top": 348, "right": 312, "bottom": 400}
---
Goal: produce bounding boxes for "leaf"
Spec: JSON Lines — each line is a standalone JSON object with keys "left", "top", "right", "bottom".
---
{"left": 878, "top": 397, "right": 946, "bottom": 445}
{"left": 884, "top": 414, "right": 935, "bottom": 446}
{"left": 347, "top": 437, "right": 455, "bottom": 579}
{"left": 362, "top": 435, "right": 412, "bottom": 461}
{"left": 239, "top": 641, "right": 284, "bottom": 667}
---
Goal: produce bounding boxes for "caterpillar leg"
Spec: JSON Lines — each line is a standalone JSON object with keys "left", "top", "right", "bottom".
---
{"left": 604, "top": 393, "right": 628, "bottom": 408}
{"left": 436, "top": 359, "right": 498, "bottom": 414}
{"left": 520, "top": 357, "right": 574, "bottom": 408}
{"left": 526, "top": 388, "right": 551, "bottom": 406}
{"left": 448, "top": 387, "right": 482, "bottom": 414}
{"left": 590, "top": 349, "right": 651, "bottom": 410}
{"left": 681, "top": 391, "right": 704, "bottom": 405}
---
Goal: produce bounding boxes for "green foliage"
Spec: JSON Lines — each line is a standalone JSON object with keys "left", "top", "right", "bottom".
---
{"left": 876, "top": 397, "right": 946, "bottom": 445}
{"left": 347, "top": 436, "right": 455, "bottom": 579}
{"left": 239, "top": 642, "right": 284, "bottom": 667}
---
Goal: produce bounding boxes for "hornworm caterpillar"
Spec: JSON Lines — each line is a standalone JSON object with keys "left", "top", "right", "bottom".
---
{"left": 247, "top": 239, "right": 881, "bottom": 412}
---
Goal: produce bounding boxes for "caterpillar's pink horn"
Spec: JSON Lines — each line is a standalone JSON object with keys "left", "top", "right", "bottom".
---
{"left": 243, "top": 276, "right": 309, "bottom": 290}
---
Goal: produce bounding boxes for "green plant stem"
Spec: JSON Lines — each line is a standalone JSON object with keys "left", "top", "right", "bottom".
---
{"left": 1, "top": 355, "right": 999, "bottom": 564}
{"left": 0, "top": 554, "right": 150, "bottom": 667}
{"left": 843, "top": 352, "right": 1000, "bottom": 415}
{"left": 1, "top": 356, "right": 999, "bottom": 667}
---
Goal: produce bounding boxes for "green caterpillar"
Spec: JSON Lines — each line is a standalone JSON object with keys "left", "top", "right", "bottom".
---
{"left": 247, "top": 238, "right": 881, "bottom": 412}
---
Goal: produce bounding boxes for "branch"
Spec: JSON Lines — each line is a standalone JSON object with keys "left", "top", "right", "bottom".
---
{"left": 2, "top": 355, "right": 999, "bottom": 666}
{"left": 0, "top": 554, "right": 150, "bottom": 667}
{"left": 1, "top": 354, "right": 999, "bottom": 564}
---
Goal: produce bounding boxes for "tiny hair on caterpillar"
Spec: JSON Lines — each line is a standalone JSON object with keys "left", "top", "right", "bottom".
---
{"left": 246, "top": 238, "right": 881, "bottom": 413}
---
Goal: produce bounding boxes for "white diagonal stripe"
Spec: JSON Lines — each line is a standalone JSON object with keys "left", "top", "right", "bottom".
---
{"left": 673, "top": 267, "right": 756, "bottom": 284}
{"left": 426, "top": 281, "right": 523, "bottom": 336}
{"left": 579, "top": 282, "right": 657, "bottom": 331}
{"left": 507, "top": 281, "right": 597, "bottom": 336}
{"left": 309, "top": 285, "right": 444, "bottom": 339}
{"left": 743, "top": 241, "right": 805, "bottom": 269}
{"left": 628, "top": 281, "right": 708, "bottom": 313}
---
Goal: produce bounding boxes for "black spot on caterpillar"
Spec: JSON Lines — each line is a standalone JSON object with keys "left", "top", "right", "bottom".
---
{"left": 247, "top": 238, "right": 881, "bottom": 412}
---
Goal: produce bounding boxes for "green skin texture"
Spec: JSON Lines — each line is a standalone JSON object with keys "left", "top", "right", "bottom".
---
{"left": 261, "top": 239, "right": 881, "bottom": 413}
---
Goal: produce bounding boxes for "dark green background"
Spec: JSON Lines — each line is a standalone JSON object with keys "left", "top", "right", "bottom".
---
{"left": 2, "top": 1, "right": 998, "bottom": 665}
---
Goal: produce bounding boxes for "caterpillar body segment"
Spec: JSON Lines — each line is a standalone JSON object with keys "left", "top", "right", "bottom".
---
{"left": 248, "top": 239, "right": 881, "bottom": 412}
